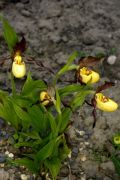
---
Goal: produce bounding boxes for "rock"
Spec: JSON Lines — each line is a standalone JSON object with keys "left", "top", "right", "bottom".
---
{"left": 16, "top": 2, "right": 24, "bottom": 9}
{"left": 21, "top": 10, "right": 31, "bottom": 17}
{"left": 84, "top": 142, "right": 90, "bottom": 146}
{"left": 100, "top": 161, "right": 115, "bottom": 172}
{"left": 95, "top": 116, "right": 107, "bottom": 129}
{"left": 79, "top": 147, "right": 84, "bottom": 151}
{"left": 55, "top": 52, "right": 69, "bottom": 64}
{"left": 0, "top": 163, "right": 4, "bottom": 168}
{"left": 107, "top": 55, "right": 117, "bottom": 65}
{"left": 40, "top": 1, "right": 62, "bottom": 18}
{"left": 50, "top": 33, "right": 61, "bottom": 43}
{"left": 21, "top": 174, "right": 28, "bottom": 180}
{"left": 2, "top": 131, "right": 6, "bottom": 136}
{"left": 60, "top": 166, "right": 69, "bottom": 177}
{"left": 75, "top": 129, "right": 85, "bottom": 136}
{"left": 79, "top": 154, "right": 87, "bottom": 162}
{"left": 84, "top": 116, "right": 94, "bottom": 127}
{"left": 91, "top": 128, "right": 107, "bottom": 149}
{"left": 61, "top": 177, "right": 69, "bottom": 180}
{"left": 80, "top": 174, "right": 86, "bottom": 180}
{"left": 21, "top": 0, "right": 29, "bottom": 3}
{"left": 72, "top": 147, "right": 79, "bottom": 156}
{"left": 103, "top": 177, "right": 112, "bottom": 180}
{"left": 82, "top": 160, "right": 99, "bottom": 177}
{"left": 66, "top": 127, "right": 76, "bottom": 139}
{"left": 0, "top": 118, "right": 5, "bottom": 128}
{"left": 83, "top": 29, "right": 97, "bottom": 45}
{"left": 0, "top": 1, "right": 5, "bottom": 9}
{"left": 84, "top": 135, "right": 89, "bottom": 140}
{"left": 68, "top": 150, "right": 72, "bottom": 158}
{"left": 0, "top": 169, "right": 9, "bottom": 180}
{"left": 38, "top": 19, "right": 54, "bottom": 30}
{"left": 8, "top": 153, "right": 14, "bottom": 158}
{"left": 0, "top": 154, "right": 6, "bottom": 163}
{"left": 61, "top": 36, "right": 68, "bottom": 42}
{"left": 5, "top": 151, "right": 9, "bottom": 155}
{"left": 92, "top": 47, "right": 105, "bottom": 55}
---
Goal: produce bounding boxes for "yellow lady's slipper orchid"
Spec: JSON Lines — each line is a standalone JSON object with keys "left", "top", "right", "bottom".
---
{"left": 40, "top": 91, "right": 52, "bottom": 106}
{"left": 14, "top": 55, "right": 22, "bottom": 64}
{"left": 113, "top": 135, "right": 120, "bottom": 145}
{"left": 12, "top": 61, "right": 26, "bottom": 78}
{"left": 95, "top": 93, "right": 118, "bottom": 112}
{"left": 79, "top": 67, "right": 100, "bottom": 84}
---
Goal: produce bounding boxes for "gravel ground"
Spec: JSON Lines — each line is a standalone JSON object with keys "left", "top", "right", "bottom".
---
{"left": 0, "top": 0, "right": 120, "bottom": 179}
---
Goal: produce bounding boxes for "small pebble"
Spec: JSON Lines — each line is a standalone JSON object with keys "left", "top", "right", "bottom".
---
{"left": 75, "top": 129, "right": 85, "bottom": 136}
{"left": 68, "top": 150, "right": 72, "bottom": 158}
{"left": 0, "top": 163, "right": 4, "bottom": 168}
{"left": 0, "top": 154, "right": 6, "bottom": 163}
{"left": 8, "top": 153, "right": 14, "bottom": 158}
{"left": 21, "top": 174, "right": 28, "bottom": 180}
{"left": 2, "top": 131, "right": 6, "bottom": 136}
{"left": 72, "top": 147, "right": 79, "bottom": 155}
{"left": 16, "top": 2, "right": 24, "bottom": 9}
{"left": 5, "top": 151, "right": 9, "bottom": 155}
{"left": 80, "top": 142, "right": 84, "bottom": 146}
{"left": 80, "top": 154, "right": 87, "bottom": 162}
{"left": 61, "top": 177, "right": 69, "bottom": 180}
{"left": 0, "top": 169, "right": 9, "bottom": 179}
{"left": 21, "top": 10, "right": 31, "bottom": 17}
{"left": 79, "top": 147, "right": 84, "bottom": 151}
{"left": 107, "top": 55, "right": 117, "bottom": 65}
{"left": 84, "top": 142, "right": 90, "bottom": 146}
{"left": 0, "top": 119, "right": 4, "bottom": 128}
{"left": 80, "top": 174, "right": 86, "bottom": 180}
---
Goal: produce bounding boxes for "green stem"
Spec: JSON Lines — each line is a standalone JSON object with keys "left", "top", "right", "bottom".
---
{"left": 53, "top": 51, "right": 79, "bottom": 85}
{"left": 11, "top": 73, "right": 16, "bottom": 96}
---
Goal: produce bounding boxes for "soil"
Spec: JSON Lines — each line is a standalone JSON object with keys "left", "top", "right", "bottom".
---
{"left": 0, "top": 0, "right": 120, "bottom": 180}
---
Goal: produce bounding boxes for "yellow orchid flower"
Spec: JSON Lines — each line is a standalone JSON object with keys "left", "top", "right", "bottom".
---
{"left": 95, "top": 93, "right": 118, "bottom": 112}
{"left": 79, "top": 67, "right": 100, "bottom": 84}
{"left": 14, "top": 54, "right": 22, "bottom": 64}
{"left": 12, "top": 55, "right": 26, "bottom": 78}
{"left": 40, "top": 91, "right": 52, "bottom": 106}
{"left": 113, "top": 135, "right": 120, "bottom": 145}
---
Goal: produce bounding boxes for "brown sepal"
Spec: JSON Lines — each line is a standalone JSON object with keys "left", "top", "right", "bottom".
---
{"left": 79, "top": 56, "right": 104, "bottom": 68}
{"left": 14, "top": 36, "right": 26, "bottom": 53}
{"left": 96, "top": 81, "right": 115, "bottom": 93}
{"left": 12, "top": 36, "right": 26, "bottom": 59}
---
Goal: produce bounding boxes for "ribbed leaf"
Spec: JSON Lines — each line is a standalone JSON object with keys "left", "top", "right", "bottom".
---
{"left": 14, "top": 158, "right": 39, "bottom": 173}
{"left": 12, "top": 102, "right": 31, "bottom": 129}
{"left": 44, "top": 157, "right": 61, "bottom": 180}
{"left": 111, "top": 155, "right": 120, "bottom": 177}
{"left": 47, "top": 112, "right": 57, "bottom": 136}
{"left": 0, "top": 97, "right": 20, "bottom": 129}
{"left": 57, "top": 51, "right": 79, "bottom": 76}
{"left": 59, "top": 108, "right": 72, "bottom": 133}
{"left": 55, "top": 88, "right": 61, "bottom": 114}
{"left": 1, "top": 17, "right": 18, "bottom": 51}
{"left": 28, "top": 105, "right": 49, "bottom": 134}
{"left": 20, "top": 131, "right": 41, "bottom": 140}
{"left": 35, "top": 139, "right": 56, "bottom": 162}
{"left": 71, "top": 90, "right": 91, "bottom": 110}
{"left": 59, "top": 84, "right": 85, "bottom": 98}
{"left": 22, "top": 72, "right": 47, "bottom": 102}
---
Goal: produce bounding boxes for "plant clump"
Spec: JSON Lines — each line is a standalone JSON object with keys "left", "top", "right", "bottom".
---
{"left": 0, "top": 16, "right": 119, "bottom": 179}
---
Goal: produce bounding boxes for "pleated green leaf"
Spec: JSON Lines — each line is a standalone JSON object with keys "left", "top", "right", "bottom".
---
{"left": 1, "top": 16, "right": 18, "bottom": 51}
